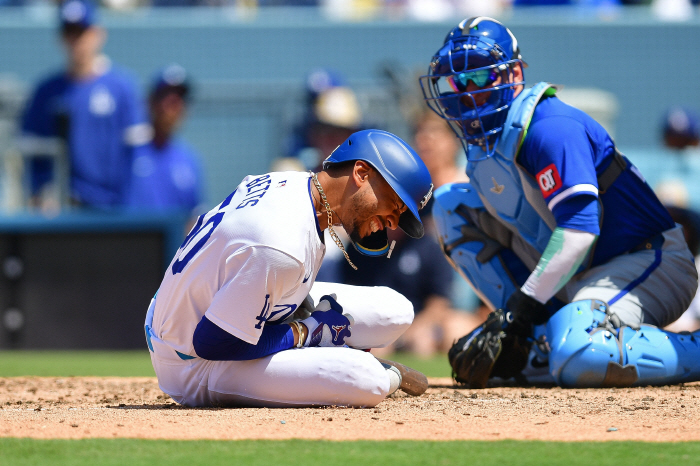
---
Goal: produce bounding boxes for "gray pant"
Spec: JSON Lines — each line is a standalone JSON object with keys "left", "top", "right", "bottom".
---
{"left": 564, "top": 225, "right": 698, "bottom": 327}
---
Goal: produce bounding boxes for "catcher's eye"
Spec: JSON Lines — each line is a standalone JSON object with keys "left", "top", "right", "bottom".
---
{"left": 446, "top": 68, "right": 500, "bottom": 92}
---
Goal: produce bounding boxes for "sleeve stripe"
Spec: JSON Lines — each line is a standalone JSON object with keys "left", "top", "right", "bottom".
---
{"left": 547, "top": 184, "right": 598, "bottom": 211}
{"left": 123, "top": 123, "right": 153, "bottom": 146}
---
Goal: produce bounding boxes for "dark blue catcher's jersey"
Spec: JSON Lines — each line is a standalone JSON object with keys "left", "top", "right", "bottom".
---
{"left": 21, "top": 62, "right": 149, "bottom": 207}
{"left": 518, "top": 95, "right": 674, "bottom": 266}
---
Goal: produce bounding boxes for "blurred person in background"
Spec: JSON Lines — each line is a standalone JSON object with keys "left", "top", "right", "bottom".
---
{"left": 18, "top": 0, "right": 150, "bottom": 211}
{"left": 125, "top": 64, "right": 205, "bottom": 218}
{"left": 276, "top": 68, "right": 364, "bottom": 283}
{"left": 283, "top": 68, "right": 363, "bottom": 172}
{"left": 652, "top": 107, "right": 700, "bottom": 209}
{"left": 654, "top": 107, "right": 700, "bottom": 333}
{"left": 664, "top": 205, "right": 700, "bottom": 332}
{"left": 337, "top": 109, "right": 480, "bottom": 358}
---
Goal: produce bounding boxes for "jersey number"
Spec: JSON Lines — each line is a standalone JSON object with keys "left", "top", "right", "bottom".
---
{"left": 171, "top": 190, "right": 235, "bottom": 274}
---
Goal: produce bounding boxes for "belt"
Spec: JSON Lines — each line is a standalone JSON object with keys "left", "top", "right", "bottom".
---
{"left": 630, "top": 233, "right": 665, "bottom": 253}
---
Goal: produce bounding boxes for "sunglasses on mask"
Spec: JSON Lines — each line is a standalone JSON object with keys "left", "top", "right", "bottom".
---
{"left": 446, "top": 68, "right": 500, "bottom": 93}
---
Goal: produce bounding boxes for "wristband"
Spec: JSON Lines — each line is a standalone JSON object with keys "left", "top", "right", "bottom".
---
{"left": 290, "top": 321, "right": 305, "bottom": 348}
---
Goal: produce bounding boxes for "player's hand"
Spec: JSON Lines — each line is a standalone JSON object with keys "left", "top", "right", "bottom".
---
{"left": 505, "top": 289, "right": 549, "bottom": 338}
{"left": 301, "top": 294, "right": 354, "bottom": 347}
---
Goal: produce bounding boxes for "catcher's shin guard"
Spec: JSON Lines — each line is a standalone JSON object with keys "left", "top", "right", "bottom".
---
{"left": 432, "top": 182, "right": 529, "bottom": 310}
{"left": 547, "top": 300, "right": 700, "bottom": 388}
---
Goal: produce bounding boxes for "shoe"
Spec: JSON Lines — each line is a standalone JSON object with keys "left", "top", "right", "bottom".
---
{"left": 375, "top": 357, "right": 429, "bottom": 396}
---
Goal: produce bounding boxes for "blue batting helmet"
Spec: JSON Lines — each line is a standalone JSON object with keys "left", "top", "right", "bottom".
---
{"left": 323, "top": 129, "right": 434, "bottom": 256}
{"left": 420, "top": 17, "right": 525, "bottom": 160}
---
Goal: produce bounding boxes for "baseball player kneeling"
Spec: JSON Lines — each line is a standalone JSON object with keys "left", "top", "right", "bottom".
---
{"left": 144, "top": 129, "right": 433, "bottom": 407}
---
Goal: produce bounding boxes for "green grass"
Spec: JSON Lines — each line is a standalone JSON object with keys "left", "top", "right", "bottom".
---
{"left": 0, "top": 350, "right": 156, "bottom": 377}
{"left": 1, "top": 439, "right": 699, "bottom": 466}
{"left": 0, "top": 350, "right": 451, "bottom": 378}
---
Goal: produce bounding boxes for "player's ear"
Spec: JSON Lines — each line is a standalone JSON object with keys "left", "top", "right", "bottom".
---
{"left": 352, "top": 160, "right": 372, "bottom": 187}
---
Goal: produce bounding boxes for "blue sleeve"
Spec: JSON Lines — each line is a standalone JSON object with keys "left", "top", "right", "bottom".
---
{"left": 551, "top": 194, "right": 600, "bottom": 235}
{"left": 21, "top": 81, "right": 59, "bottom": 193}
{"left": 519, "top": 115, "right": 599, "bottom": 207}
{"left": 193, "top": 315, "right": 295, "bottom": 361}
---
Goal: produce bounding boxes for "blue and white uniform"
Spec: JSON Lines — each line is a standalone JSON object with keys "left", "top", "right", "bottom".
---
{"left": 126, "top": 138, "right": 204, "bottom": 213}
{"left": 145, "top": 171, "right": 413, "bottom": 407}
{"left": 425, "top": 16, "right": 699, "bottom": 388}
{"left": 20, "top": 57, "right": 151, "bottom": 207}
{"left": 442, "top": 85, "right": 696, "bottom": 328}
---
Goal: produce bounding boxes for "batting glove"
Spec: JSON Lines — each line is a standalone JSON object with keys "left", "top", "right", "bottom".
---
{"left": 301, "top": 294, "right": 354, "bottom": 347}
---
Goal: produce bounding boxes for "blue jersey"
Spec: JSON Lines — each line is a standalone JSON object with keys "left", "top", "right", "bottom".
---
{"left": 518, "top": 95, "right": 675, "bottom": 265}
{"left": 21, "top": 59, "right": 150, "bottom": 207}
{"left": 126, "top": 138, "right": 204, "bottom": 213}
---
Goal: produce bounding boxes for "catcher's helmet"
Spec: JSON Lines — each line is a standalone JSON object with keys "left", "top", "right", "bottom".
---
{"left": 323, "top": 129, "right": 433, "bottom": 256}
{"left": 420, "top": 17, "right": 525, "bottom": 160}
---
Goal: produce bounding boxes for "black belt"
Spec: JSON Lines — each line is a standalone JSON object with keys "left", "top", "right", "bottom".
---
{"left": 630, "top": 233, "right": 665, "bottom": 253}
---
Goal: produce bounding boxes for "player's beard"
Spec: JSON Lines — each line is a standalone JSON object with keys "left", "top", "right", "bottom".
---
{"left": 343, "top": 189, "right": 379, "bottom": 245}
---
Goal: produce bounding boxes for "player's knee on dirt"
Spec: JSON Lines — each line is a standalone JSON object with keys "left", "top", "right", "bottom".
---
{"left": 432, "top": 182, "right": 529, "bottom": 309}
{"left": 547, "top": 300, "right": 700, "bottom": 388}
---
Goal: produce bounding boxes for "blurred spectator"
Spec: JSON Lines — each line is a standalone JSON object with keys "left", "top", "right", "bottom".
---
{"left": 337, "top": 110, "right": 481, "bottom": 358}
{"left": 18, "top": 0, "right": 150, "bottom": 211}
{"left": 665, "top": 205, "right": 700, "bottom": 331}
{"left": 125, "top": 64, "right": 205, "bottom": 216}
{"left": 663, "top": 106, "right": 700, "bottom": 150}
{"left": 653, "top": 106, "right": 700, "bottom": 209}
{"left": 284, "top": 68, "right": 362, "bottom": 172}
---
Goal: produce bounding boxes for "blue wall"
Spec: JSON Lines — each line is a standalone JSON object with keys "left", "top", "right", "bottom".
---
{"left": 1, "top": 7, "right": 699, "bottom": 204}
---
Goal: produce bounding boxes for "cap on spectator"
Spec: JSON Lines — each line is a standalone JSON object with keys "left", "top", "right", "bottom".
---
{"left": 312, "top": 87, "right": 361, "bottom": 130}
{"left": 150, "top": 64, "right": 191, "bottom": 101}
{"left": 305, "top": 68, "right": 346, "bottom": 101}
{"left": 663, "top": 106, "right": 700, "bottom": 149}
{"left": 59, "top": 0, "right": 98, "bottom": 32}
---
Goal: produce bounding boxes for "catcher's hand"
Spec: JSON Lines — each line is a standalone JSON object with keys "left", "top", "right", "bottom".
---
{"left": 448, "top": 309, "right": 531, "bottom": 388}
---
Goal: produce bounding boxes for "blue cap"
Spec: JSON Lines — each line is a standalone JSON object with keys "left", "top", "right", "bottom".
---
{"left": 663, "top": 107, "right": 700, "bottom": 141}
{"left": 305, "top": 68, "right": 346, "bottom": 100}
{"left": 59, "top": 0, "right": 98, "bottom": 30}
{"left": 150, "top": 64, "right": 191, "bottom": 100}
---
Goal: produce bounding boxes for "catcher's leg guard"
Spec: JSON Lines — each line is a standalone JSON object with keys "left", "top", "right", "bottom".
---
{"left": 432, "top": 182, "right": 529, "bottom": 309}
{"left": 547, "top": 300, "right": 700, "bottom": 388}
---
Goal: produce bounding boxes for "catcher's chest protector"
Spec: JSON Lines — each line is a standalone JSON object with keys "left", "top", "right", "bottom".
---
{"left": 466, "top": 82, "right": 557, "bottom": 255}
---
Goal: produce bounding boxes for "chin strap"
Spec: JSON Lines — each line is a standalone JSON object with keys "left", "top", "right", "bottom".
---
{"left": 311, "top": 172, "right": 358, "bottom": 271}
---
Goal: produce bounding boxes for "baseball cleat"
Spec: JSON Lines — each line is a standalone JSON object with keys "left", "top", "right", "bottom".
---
{"left": 376, "top": 357, "right": 429, "bottom": 396}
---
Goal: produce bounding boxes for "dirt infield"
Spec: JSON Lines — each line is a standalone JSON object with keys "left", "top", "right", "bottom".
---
{"left": 1, "top": 377, "right": 699, "bottom": 441}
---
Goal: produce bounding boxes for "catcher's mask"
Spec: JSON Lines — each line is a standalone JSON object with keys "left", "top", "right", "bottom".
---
{"left": 420, "top": 16, "right": 525, "bottom": 160}
{"left": 322, "top": 129, "right": 433, "bottom": 256}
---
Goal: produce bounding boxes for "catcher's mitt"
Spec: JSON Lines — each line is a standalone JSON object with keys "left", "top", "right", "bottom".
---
{"left": 448, "top": 309, "right": 531, "bottom": 388}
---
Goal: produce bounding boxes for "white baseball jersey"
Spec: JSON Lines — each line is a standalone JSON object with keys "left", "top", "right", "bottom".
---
{"left": 151, "top": 171, "right": 325, "bottom": 356}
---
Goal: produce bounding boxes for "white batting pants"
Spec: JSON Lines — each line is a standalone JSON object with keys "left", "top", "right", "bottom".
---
{"left": 149, "top": 282, "right": 414, "bottom": 408}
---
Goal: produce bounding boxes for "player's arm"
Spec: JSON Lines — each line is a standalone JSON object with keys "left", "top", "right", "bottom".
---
{"left": 193, "top": 246, "right": 305, "bottom": 360}
{"left": 510, "top": 117, "right": 601, "bottom": 332}
{"left": 17, "top": 82, "right": 64, "bottom": 196}
{"left": 193, "top": 316, "right": 296, "bottom": 361}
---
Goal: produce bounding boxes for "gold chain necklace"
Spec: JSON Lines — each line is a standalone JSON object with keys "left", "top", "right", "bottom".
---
{"left": 311, "top": 172, "right": 357, "bottom": 271}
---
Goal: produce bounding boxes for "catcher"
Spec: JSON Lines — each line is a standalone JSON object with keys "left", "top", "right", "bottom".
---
{"left": 419, "top": 17, "right": 700, "bottom": 388}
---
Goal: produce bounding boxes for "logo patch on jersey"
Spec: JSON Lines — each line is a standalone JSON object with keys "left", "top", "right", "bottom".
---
{"left": 277, "top": 180, "right": 287, "bottom": 187}
{"left": 537, "top": 164, "right": 562, "bottom": 198}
